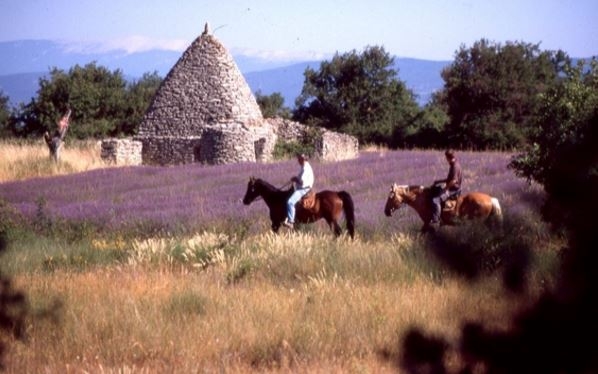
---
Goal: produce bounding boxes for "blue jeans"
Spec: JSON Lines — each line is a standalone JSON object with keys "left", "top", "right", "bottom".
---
{"left": 431, "top": 189, "right": 460, "bottom": 223}
{"left": 287, "top": 188, "right": 310, "bottom": 223}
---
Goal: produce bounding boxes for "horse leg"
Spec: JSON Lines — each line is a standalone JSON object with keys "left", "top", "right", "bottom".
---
{"left": 325, "top": 218, "right": 342, "bottom": 237}
{"left": 332, "top": 220, "right": 342, "bottom": 237}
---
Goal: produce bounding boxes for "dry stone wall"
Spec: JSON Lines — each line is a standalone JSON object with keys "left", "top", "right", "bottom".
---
{"left": 315, "top": 131, "right": 359, "bottom": 161}
{"left": 267, "top": 118, "right": 358, "bottom": 161}
{"left": 100, "top": 138, "right": 143, "bottom": 165}
{"left": 136, "top": 136, "right": 201, "bottom": 165}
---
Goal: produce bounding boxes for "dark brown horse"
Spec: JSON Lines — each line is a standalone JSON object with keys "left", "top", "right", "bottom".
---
{"left": 384, "top": 183, "right": 502, "bottom": 232}
{"left": 243, "top": 177, "right": 355, "bottom": 239}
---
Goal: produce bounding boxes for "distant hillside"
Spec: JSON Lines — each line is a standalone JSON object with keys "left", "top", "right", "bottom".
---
{"left": 0, "top": 40, "right": 181, "bottom": 77}
{"left": 0, "top": 39, "right": 450, "bottom": 107}
{"left": 0, "top": 72, "right": 45, "bottom": 104}
{"left": 244, "top": 58, "right": 449, "bottom": 107}
{"left": 244, "top": 61, "right": 320, "bottom": 108}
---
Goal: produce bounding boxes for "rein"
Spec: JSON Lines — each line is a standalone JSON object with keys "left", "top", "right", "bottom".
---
{"left": 252, "top": 180, "right": 293, "bottom": 202}
{"left": 278, "top": 180, "right": 293, "bottom": 191}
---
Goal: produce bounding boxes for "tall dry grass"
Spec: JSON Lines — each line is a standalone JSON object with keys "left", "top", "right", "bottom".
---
{"left": 3, "top": 231, "right": 540, "bottom": 373}
{"left": 0, "top": 139, "right": 108, "bottom": 182}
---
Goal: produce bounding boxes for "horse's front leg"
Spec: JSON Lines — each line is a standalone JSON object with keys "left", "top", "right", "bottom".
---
{"left": 272, "top": 222, "right": 281, "bottom": 233}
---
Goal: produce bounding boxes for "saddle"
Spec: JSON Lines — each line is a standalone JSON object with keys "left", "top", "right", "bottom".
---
{"left": 442, "top": 192, "right": 460, "bottom": 213}
{"left": 299, "top": 190, "right": 316, "bottom": 210}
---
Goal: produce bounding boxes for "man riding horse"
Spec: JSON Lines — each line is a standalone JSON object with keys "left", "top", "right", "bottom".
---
{"left": 283, "top": 153, "right": 314, "bottom": 229}
{"left": 430, "top": 149, "right": 463, "bottom": 227}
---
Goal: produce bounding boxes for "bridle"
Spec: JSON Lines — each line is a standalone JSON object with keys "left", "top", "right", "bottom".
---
{"left": 248, "top": 180, "right": 293, "bottom": 203}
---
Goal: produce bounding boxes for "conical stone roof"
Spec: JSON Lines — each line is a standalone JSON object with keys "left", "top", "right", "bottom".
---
{"left": 138, "top": 24, "right": 264, "bottom": 137}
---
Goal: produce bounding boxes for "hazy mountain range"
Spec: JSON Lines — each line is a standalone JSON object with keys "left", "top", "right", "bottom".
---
{"left": 0, "top": 39, "right": 451, "bottom": 108}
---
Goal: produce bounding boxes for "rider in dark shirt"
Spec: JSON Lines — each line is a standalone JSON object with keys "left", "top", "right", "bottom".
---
{"left": 431, "top": 149, "right": 463, "bottom": 225}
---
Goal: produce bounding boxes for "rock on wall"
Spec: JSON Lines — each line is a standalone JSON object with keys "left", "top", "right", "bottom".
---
{"left": 267, "top": 118, "right": 305, "bottom": 142}
{"left": 199, "top": 123, "right": 278, "bottom": 164}
{"left": 100, "top": 138, "right": 143, "bottom": 165}
{"left": 267, "top": 118, "right": 359, "bottom": 161}
{"left": 247, "top": 123, "right": 277, "bottom": 163}
{"left": 136, "top": 136, "right": 201, "bottom": 165}
{"left": 315, "top": 131, "right": 359, "bottom": 161}
{"left": 199, "top": 125, "right": 255, "bottom": 164}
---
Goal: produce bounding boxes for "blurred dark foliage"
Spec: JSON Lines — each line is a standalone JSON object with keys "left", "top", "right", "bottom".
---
{"left": 0, "top": 231, "right": 27, "bottom": 369}
{"left": 391, "top": 199, "right": 597, "bottom": 373}
{"left": 427, "top": 218, "right": 533, "bottom": 293}
{"left": 401, "top": 329, "right": 449, "bottom": 374}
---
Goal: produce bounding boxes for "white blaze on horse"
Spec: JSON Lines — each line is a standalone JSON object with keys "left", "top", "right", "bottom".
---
{"left": 384, "top": 184, "right": 502, "bottom": 232}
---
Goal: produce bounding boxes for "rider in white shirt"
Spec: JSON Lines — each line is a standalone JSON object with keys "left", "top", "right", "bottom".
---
{"left": 284, "top": 153, "right": 314, "bottom": 228}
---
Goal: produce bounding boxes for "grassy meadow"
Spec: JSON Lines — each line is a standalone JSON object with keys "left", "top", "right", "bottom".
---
{"left": 0, "top": 140, "right": 561, "bottom": 373}
{"left": 0, "top": 139, "right": 106, "bottom": 183}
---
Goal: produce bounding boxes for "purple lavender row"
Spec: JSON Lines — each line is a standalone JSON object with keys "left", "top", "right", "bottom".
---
{"left": 0, "top": 150, "right": 539, "bottom": 235}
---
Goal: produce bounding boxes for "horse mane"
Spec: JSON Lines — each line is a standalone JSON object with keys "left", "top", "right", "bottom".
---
{"left": 408, "top": 185, "right": 426, "bottom": 193}
{"left": 255, "top": 178, "right": 286, "bottom": 193}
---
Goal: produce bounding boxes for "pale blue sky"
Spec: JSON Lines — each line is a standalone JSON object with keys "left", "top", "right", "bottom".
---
{"left": 1, "top": 0, "right": 596, "bottom": 61}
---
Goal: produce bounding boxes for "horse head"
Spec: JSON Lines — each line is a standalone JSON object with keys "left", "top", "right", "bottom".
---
{"left": 243, "top": 176, "right": 260, "bottom": 205}
{"left": 384, "top": 184, "right": 408, "bottom": 217}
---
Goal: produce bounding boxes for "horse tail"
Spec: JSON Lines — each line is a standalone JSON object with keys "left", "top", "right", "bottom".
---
{"left": 490, "top": 197, "right": 503, "bottom": 226}
{"left": 339, "top": 191, "right": 355, "bottom": 239}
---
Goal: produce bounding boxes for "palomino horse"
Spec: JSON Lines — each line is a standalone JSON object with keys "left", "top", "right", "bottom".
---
{"left": 384, "top": 184, "right": 502, "bottom": 232}
{"left": 243, "top": 177, "right": 355, "bottom": 239}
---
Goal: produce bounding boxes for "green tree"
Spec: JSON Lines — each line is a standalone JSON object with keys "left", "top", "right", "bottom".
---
{"left": 509, "top": 59, "right": 598, "bottom": 229}
{"left": 0, "top": 91, "right": 12, "bottom": 137}
{"left": 13, "top": 64, "right": 161, "bottom": 139}
{"left": 118, "top": 72, "right": 162, "bottom": 136}
{"left": 402, "top": 95, "right": 449, "bottom": 149}
{"left": 440, "top": 39, "right": 568, "bottom": 149}
{"left": 293, "top": 46, "right": 419, "bottom": 146}
{"left": 255, "top": 90, "right": 291, "bottom": 119}
{"left": 18, "top": 63, "right": 128, "bottom": 138}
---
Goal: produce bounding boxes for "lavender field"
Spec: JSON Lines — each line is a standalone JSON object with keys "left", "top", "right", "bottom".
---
{"left": 1, "top": 149, "right": 560, "bottom": 372}
{"left": 0, "top": 149, "right": 544, "bottom": 237}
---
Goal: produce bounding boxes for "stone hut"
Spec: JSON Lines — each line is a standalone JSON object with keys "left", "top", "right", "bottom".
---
{"left": 135, "top": 23, "right": 271, "bottom": 165}
{"left": 100, "top": 23, "right": 358, "bottom": 166}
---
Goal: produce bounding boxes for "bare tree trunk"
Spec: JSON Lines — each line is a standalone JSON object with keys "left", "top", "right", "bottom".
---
{"left": 45, "top": 109, "right": 71, "bottom": 162}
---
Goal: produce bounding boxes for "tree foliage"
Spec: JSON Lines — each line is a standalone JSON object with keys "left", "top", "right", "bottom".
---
{"left": 0, "top": 91, "right": 12, "bottom": 138}
{"left": 402, "top": 95, "right": 450, "bottom": 149}
{"left": 255, "top": 90, "right": 291, "bottom": 119}
{"left": 13, "top": 63, "right": 161, "bottom": 139}
{"left": 120, "top": 72, "right": 162, "bottom": 136}
{"left": 293, "top": 46, "right": 420, "bottom": 146}
{"left": 440, "top": 39, "right": 569, "bottom": 149}
{"left": 509, "top": 58, "right": 598, "bottom": 229}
